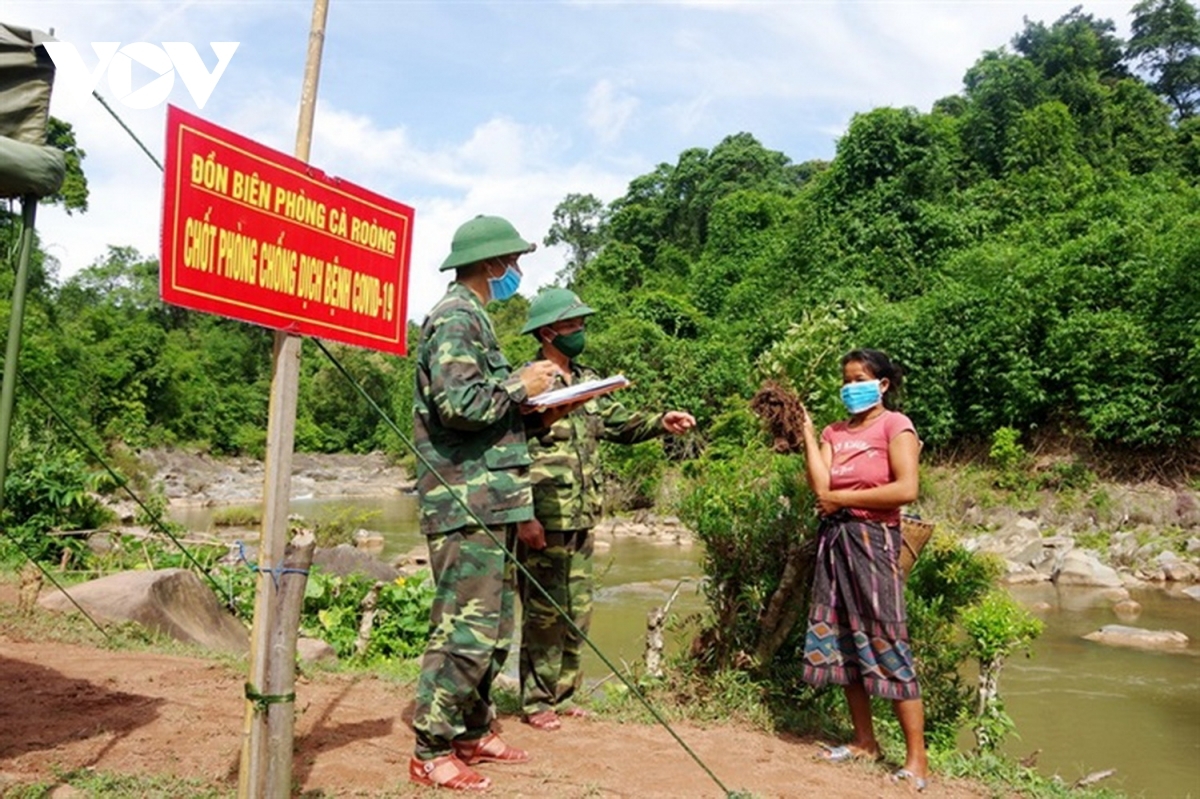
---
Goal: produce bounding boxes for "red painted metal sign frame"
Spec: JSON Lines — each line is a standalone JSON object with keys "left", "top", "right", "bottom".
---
{"left": 161, "top": 105, "right": 413, "bottom": 354}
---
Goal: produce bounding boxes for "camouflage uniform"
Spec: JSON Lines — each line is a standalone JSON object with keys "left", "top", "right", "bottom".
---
{"left": 412, "top": 281, "right": 533, "bottom": 760}
{"left": 519, "top": 362, "right": 665, "bottom": 715}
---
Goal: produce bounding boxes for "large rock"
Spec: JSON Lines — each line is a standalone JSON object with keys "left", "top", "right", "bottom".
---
{"left": 297, "top": 636, "right": 338, "bottom": 665}
{"left": 1083, "top": 624, "right": 1189, "bottom": 651}
{"left": 1000, "top": 561, "right": 1048, "bottom": 584}
{"left": 38, "top": 568, "right": 248, "bottom": 655}
{"left": 313, "top": 543, "right": 399, "bottom": 582}
{"left": 977, "top": 517, "right": 1042, "bottom": 560}
{"left": 1053, "top": 550, "right": 1123, "bottom": 588}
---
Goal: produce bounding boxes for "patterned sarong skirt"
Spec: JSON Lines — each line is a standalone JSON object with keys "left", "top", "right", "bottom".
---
{"left": 801, "top": 514, "right": 920, "bottom": 700}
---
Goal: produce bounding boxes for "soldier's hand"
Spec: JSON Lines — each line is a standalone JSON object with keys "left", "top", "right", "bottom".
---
{"left": 518, "top": 360, "right": 563, "bottom": 398}
{"left": 517, "top": 518, "right": 547, "bottom": 550}
{"left": 536, "top": 399, "right": 587, "bottom": 424}
{"left": 662, "top": 411, "right": 696, "bottom": 434}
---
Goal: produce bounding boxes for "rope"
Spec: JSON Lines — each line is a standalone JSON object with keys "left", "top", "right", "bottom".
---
{"left": 313, "top": 339, "right": 735, "bottom": 796}
{"left": 16, "top": 372, "right": 241, "bottom": 615}
{"left": 235, "top": 540, "right": 309, "bottom": 590}
{"left": 91, "top": 91, "right": 164, "bottom": 171}
{"left": 244, "top": 682, "right": 295, "bottom": 714}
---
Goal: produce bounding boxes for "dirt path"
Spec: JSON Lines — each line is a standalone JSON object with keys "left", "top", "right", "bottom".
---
{"left": 0, "top": 630, "right": 993, "bottom": 799}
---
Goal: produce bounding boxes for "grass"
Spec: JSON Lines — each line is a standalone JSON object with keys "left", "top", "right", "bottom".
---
{"left": 938, "top": 751, "right": 1127, "bottom": 799}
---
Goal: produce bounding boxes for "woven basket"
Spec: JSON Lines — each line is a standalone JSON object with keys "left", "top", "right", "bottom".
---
{"left": 899, "top": 515, "right": 935, "bottom": 579}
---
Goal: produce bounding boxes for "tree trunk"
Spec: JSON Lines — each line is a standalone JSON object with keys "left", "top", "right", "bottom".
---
{"left": 753, "top": 537, "right": 817, "bottom": 667}
{"left": 354, "top": 581, "right": 383, "bottom": 658}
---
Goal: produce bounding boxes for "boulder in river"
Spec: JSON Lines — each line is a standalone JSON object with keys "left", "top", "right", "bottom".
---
{"left": 1111, "top": 599, "right": 1142, "bottom": 621}
{"left": 1082, "top": 624, "right": 1189, "bottom": 651}
{"left": 1053, "top": 550, "right": 1123, "bottom": 588}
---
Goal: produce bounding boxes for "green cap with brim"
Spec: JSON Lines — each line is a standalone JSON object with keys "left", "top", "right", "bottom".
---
{"left": 521, "top": 287, "right": 595, "bottom": 334}
{"left": 440, "top": 214, "right": 536, "bottom": 271}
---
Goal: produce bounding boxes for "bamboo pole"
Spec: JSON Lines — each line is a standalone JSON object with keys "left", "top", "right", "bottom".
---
{"left": 238, "top": 1, "right": 330, "bottom": 795}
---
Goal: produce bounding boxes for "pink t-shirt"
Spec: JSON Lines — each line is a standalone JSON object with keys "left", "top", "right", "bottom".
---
{"left": 820, "top": 410, "right": 916, "bottom": 525}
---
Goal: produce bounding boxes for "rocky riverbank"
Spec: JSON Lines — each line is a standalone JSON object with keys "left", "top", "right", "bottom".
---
{"left": 136, "top": 448, "right": 413, "bottom": 507}
{"left": 119, "top": 450, "right": 1200, "bottom": 599}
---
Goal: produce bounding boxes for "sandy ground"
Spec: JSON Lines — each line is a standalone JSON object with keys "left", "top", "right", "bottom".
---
{"left": 0, "top": 454, "right": 999, "bottom": 797}
{"left": 0, "top": 615, "right": 992, "bottom": 798}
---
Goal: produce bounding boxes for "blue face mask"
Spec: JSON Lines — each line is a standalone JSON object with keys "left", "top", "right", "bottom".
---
{"left": 840, "top": 379, "right": 882, "bottom": 414}
{"left": 487, "top": 263, "right": 521, "bottom": 302}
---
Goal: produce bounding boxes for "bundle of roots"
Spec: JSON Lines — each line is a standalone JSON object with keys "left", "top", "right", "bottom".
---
{"left": 749, "top": 380, "right": 807, "bottom": 454}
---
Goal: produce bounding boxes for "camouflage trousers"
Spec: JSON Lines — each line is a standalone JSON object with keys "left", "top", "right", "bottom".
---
{"left": 517, "top": 528, "right": 594, "bottom": 715}
{"left": 412, "top": 525, "right": 516, "bottom": 759}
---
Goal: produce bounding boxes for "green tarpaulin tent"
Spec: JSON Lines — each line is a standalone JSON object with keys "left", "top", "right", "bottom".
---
{"left": 0, "top": 23, "right": 64, "bottom": 198}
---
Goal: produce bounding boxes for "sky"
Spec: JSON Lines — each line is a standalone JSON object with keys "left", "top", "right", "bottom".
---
{"left": 6, "top": 0, "right": 1137, "bottom": 324}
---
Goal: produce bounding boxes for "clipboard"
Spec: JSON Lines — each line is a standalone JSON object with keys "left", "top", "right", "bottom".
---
{"left": 525, "top": 375, "right": 630, "bottom": 409}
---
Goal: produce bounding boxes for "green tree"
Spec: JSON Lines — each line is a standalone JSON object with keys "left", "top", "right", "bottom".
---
{"left": 543, "top": 192, "right": 608, "bottom": 287}
{"left": 962, "top": 50, "right": 1048, "bottom": 176}
{"left": 45, "top": 117, "right": 89, "bottom": 213}
{"left": 1127, "top": 0, "right": 1200, "bottom": 117}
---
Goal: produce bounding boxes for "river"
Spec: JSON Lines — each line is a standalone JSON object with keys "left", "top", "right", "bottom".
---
{"left": 173, "top": 496, "right": 1200, "bottom": 797}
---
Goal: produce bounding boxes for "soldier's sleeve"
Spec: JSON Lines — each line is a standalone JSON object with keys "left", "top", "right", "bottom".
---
{"left": 597, "top": 390, "right": 666, "bottom": 445}
{"left": 427, "top": 310, "right": 527, "bottom": 431}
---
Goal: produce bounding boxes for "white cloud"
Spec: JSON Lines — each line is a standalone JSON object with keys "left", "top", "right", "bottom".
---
{"left": 9, "top": 0, "right": 1146, "bottom": 326}
{"left": 585, "top": 79, "right": 639, "bottom": 144}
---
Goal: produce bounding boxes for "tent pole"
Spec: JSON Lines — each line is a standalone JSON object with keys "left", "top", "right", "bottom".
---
{"left": 0, "top": 195, "right": 38, "bottom": 512}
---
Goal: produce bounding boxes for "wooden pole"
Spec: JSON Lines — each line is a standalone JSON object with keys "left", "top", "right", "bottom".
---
{"left": 238, "top": 1, "right": 330, "bottom": 796}
{"left": 264, "top": 530, "right": 317, "bottom": 791}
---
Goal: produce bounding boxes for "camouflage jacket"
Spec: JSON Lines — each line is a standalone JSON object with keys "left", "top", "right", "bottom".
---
{"left": 413, "top": 282, "right": 533, "bottom": 535}
{"left": 526, "top": 361, "right": 665, "bottom": 531}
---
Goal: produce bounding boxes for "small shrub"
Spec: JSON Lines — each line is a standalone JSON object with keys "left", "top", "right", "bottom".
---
{"left": 1036, "top": 458, "right": 1095, "bottom": 491}
{"left": 212, "top": 506, "right": 262, "bottom": 527}
{"left": 304, "top": 507, "right": 381, "bottom": 549}
{"left": 988, "top": 427, "right": 1031, "bottom": 491}
{"left": 961, "top": 590, "right": 1043, "bottom": 753}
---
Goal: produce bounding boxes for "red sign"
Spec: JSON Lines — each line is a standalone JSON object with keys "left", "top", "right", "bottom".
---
{"left": 161, "top": 105, "right": 413, "bottom": 355}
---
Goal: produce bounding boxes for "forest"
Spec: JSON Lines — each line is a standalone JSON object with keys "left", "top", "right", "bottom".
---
{"left": 1, "top": 1, "right": 1198, "bottom": 473}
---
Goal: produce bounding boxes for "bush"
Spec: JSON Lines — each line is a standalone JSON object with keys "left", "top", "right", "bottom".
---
{"left": 302, "top": 568, "right": 434, "bottom": 661}
{"left": 678, "top": 450, "right": 815, "bottom": 670}
{"left": 602, "top": 440, "right": 667, "bottom": 511}
{"left": 906, "top": 533, "right": 1002, "bottom": 748}
{"left": 1, "top": 447, "right": 114, "bottom": 565}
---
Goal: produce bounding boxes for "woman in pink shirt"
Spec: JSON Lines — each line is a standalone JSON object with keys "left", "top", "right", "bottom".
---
{"left": 799, "top": 348, "right": 927, "bottom": 790}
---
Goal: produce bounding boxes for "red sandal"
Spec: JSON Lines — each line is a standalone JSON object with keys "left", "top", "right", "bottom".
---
{"left": 559, "top": 706, "right": 590, "bottom": 719}
{"left": 452, "top": 732, "right": 530, "bottom": 765}
{"left": 409, "top": 754, "right": 491, "bottom": 791}
{"left": 522, "top": 710, "right": 561, "bottom": 731}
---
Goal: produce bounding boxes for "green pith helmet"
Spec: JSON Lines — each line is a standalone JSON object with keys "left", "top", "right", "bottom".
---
{"left": 439, "top": 214, "right": 536, "bottom": 271}
{"left": 521, "top": 287, "right": 595, "bottom": 334}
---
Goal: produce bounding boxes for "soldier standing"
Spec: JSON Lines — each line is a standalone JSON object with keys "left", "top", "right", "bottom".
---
{"left": 409, "top": 215, "right": 562, "bottom": 791}
{"left": 517, "top": 287, "right": 696, "bottom": 731}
